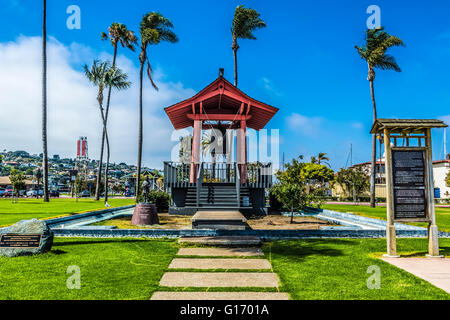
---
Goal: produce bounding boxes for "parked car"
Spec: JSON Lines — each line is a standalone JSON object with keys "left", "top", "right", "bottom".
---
{"left": 26, "top": 189, "right": 44, "bottom": 197}
{"left": 50, "top": 190, "right": 59, "bottom": 197}
{"left": 4, "top": 187, "right": 14, "bottom": 197}
{"left": 19, "top": 190, "right": 26, "bottom": 197}
{"left": 79, "top": 190, "right": 90, "bottom": 198}
{"left": 0, "top": 188, "right": 5, "bottom": 197}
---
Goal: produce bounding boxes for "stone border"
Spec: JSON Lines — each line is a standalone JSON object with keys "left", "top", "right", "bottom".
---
{"left": 12, "top": 204, "right": 446, "bottom": 239}
{"left": 50, "top": 226, "right": 450, "bottom": 239}
{"left": 282, "top": 209, "right": 426, "bottom": 231}
{"left": 44, "top": 205, "right": 135, "bottom": 229}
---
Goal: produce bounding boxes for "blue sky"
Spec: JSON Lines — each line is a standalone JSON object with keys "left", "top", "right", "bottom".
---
{"left": 1, "top": 0, "right": 449, "bottom": 169}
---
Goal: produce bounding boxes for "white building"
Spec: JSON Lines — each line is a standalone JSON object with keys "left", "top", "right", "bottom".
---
{"left": 433, "top": 159, "right": 450, "bottom": 199}
{"left": 344, "top": 156, "right": 450, "bottom": 200}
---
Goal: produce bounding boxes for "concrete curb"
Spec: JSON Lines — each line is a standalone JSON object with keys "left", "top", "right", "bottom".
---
{"left": 45, "top": 205, "right": 135, "bottom": 228}
{"left": 50, "top": 226, "right": 450, "bottom": 239}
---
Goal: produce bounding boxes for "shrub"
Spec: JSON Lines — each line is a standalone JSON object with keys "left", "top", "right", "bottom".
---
{"left": 147, "top": 190, "right": 170, "bottom": 213}
{"left": 268, "top": 189, "right": 283, "bottom": 213}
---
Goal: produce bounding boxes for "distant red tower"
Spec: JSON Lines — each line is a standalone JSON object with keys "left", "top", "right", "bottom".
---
{"left": 76, "top": 137, "right": 88, "bottom": 160}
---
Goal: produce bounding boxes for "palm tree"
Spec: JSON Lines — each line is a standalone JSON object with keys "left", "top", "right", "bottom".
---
{"left": 355, "top": 27, "right": 404, "bottom": 207}
{"left": 136, "top": 12, "right": 178, "bottom": 203}
{"left": 202, "top": 132, "right": 217, "bottom": 180}
{"left": 84, "top": 60, "right": 131, "bottom": 204}
{"left": 97, "top": 23, "right": 138, "bottom": 201}
{"left": 231, "top": 5, "right": 266, "bottom": 87}
{"left": 42, "top": 0, "right": 49, "bottom": 202}
{"left": 311, "top": 153, "right": 330, "bottom": 166}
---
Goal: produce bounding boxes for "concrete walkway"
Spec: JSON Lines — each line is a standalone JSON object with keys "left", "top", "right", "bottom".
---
{"left": 177, "top": 247, "right": 263, "bottom": 256}
{"left": 382, "top": 258, "right": 450, "bottom": 293}
{"left": 169, "top": 258, "right": 272, "bottom": 269}
{"left": 151, "top": 241, "right": 289, "bottom": 300}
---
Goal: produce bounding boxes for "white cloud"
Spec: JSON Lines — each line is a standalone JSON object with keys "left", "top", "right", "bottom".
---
{"left": 351, "top": 122, "right": 364, "bottom": 129}
{"left": 439, "top": 114, "right": 450, "bottom": 126}
{"left": 0, "top": 36, "right": 195, "bottom": 168}
{"left": 285, "top": 113, "right": 324, "bottom": 136}
{"left": 259, "top": 77, "right": 281, "bottom": 96}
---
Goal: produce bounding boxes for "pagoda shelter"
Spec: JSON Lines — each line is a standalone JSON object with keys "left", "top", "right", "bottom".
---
{"left": 164, "top": 69, "right": 278, "bottom": 215}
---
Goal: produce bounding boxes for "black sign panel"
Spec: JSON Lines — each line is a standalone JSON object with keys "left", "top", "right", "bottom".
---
{"left": 392, "top": 150, "right": 428, "bottom": 220}
{"left": 0, "top": 234, "right": 42, "bottom": 248}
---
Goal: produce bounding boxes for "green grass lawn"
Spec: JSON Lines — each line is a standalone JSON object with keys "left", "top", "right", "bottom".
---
{"left": 0, "top": 237, "right": 449, "bottom": 300}
{"left": 0, "top": 238, "right": 177, "bottom": 300}
{"left": 0, "top": 198, "right": 135, "bottom": 227}
{"left": 266, "top": 238, "right": 450, "bottom": 300}
{"left": 322, "top": 204, "right": 450, "bottom": 233}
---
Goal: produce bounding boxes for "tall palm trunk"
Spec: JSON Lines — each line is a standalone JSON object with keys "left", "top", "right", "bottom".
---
{"left": 232, "top": 37, "right": 239, "bottom": 86}
{"left": 233, "top": 49, "right": 238, "bottom": 86}
{"left": 42, "top": 0, "right": 49, "bottom": 202}
{"left": 103, "top": 44, "right": 118, "bottom": 204}
{"left": 96, "top": 88, "right": 109, "bottom": 201}
{"left": 95, "top": 134, "right": 105, "bottom": 200}
{"left": 136, "top": 53, "right": 145, "bottom": 203}
{"left": 368, "top": 66, "right": 377, "bottom": 208}
{"left": 100, "top": 107, "right": 110, "bottom": 203}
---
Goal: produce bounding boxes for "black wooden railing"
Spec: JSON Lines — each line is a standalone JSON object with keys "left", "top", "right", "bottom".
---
{"left": 164, "top": 161, "right": 273, "bottom": 190}
{"left": 163, "top": 162, "right": 192, "bottom": 189}
{"left": 246, "top": 163, "right": 273, "bottom": 188}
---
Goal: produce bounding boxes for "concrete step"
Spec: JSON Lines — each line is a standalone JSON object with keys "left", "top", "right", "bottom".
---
{"left": 179, "top": 236, "right": 261, "bottom": 246}
{"left": 177, "top": 247, "right": 264, "bottom": 257}
{"left": 151, "top": 291, "right": 289, "bottom": 300}
{"left": 191, "top": 211, "right": 248, "bottom": 230}
{"left": 159, "top": 272, "right": 279, "bottom": 287}
{"left": 192, "top": 211, "right": 247, "bottom": 222}
{"left": 168, "top": 258, "right": 272, "bottom": 270}
{"left": 192, "top": 224, "right": 247, "bottom": 230}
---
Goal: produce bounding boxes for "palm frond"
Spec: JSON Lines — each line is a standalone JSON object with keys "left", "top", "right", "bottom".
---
{"left": 355, "top": 26, "right": 404, "bottom": 72}
{"left": 374, "top": 54, "right": 401, "bottom": 72}
{"left": 232, "top": 5, "right": 266, "bottom": 40}
{"left": 146, "top": 58, "right": 158, "bottom": 91}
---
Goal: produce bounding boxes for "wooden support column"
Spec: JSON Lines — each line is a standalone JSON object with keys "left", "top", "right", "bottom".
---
{"left": 425, "top": 128, "right": 442, "bottom": 257}
{"left": 383, "top": 129, "right": 399, "bottom": 257}
{"left": 226, "top": 129, "right": 233, "bottom": 164}
{"left": 190, "top": 120, "right": 202, "bottom": 183}
{"left": 237, "top": 120, "right": 247, "bottom": 183}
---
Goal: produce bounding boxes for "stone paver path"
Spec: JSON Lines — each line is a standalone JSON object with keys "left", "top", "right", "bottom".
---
{"left": 177, "top": 247, "right": 263, "bottom": 256}
{"left": 383, "top": 258, "right": 450, "bottom": 293}
{"left": 151, "top": 292, "right": 290, "bottom": 300}
{"left": 169, "top": 258, "right": 272, "bottom": 269}
{"left": 178, "top": 236, "right": 261, "bottom": 246}
{"left": 160, "top": 272, "right": 279, "bottom": 287}
{"left": 151, "top": 242, "right": 289, "bottom": 300}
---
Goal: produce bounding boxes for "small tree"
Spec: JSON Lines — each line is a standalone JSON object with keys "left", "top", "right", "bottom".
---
{"left": 336, "top": 167, "right": 370, "bottom": 201}
{"left": 271, "top": 181, "right": 305, "bottom": 223}
{"left": 9, "top": 168, "right": 25, "bottom": 203}
{"left": 74, "top": 175, "right": 85, "bottom": 201}
{"left": 112, "top": 182, "right": 124, "bottom": 195}
{"left": 271, "top": 157, "right": 334, "bottom": 223}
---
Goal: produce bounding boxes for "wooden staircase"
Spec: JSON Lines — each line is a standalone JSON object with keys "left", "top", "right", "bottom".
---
{"left": 185, "top": 183, "right": 252, "bottom": 210}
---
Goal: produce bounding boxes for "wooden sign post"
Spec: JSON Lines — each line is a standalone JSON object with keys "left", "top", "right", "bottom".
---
{"left": 371, "top": 119, "right": 448, "bottom": 258}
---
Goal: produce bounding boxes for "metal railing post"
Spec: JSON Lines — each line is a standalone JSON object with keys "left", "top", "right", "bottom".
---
{"left": 196, "top": 163, "right": 203, "bottom": 208}
{"left": 235, "top": 163, "right": 240, "bottom": 207}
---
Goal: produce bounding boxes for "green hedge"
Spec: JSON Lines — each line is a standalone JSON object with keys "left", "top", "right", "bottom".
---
{"left": 268, "top": 189, "right": 283, "bottom": 212}
{"left": 140, "top": 190, "right": 170, "bottom": 213}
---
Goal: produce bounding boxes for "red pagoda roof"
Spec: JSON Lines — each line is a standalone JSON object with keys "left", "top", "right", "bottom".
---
{"left": 164, "top": 75, "right": 278, "bottom": 130}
